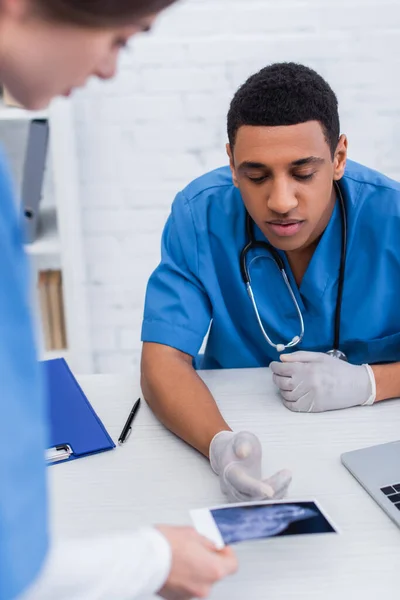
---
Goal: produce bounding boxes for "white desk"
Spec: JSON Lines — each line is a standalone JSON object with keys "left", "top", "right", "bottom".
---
{"left": 49, "top": 368, "right": 400, "bottom": 599}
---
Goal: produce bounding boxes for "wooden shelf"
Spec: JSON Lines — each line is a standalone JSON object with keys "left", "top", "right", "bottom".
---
{"left": 1, "top": 98, "right": 93, "bottom": 373}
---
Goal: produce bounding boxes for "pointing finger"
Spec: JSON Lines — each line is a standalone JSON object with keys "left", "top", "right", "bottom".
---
{"left": 263, "top": 469, "right": 292, "bottom": 499}
{"left": 225, "top": 464, "right": 275, "bottom": 499}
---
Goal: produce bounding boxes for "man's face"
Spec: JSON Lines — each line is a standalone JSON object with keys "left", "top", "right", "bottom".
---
{"left": 228, "top": 121, "right": 347, "bottom": 253}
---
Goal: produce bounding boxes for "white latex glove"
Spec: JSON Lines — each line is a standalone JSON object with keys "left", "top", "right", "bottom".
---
{"left": 270, "top": 351, "right": 376, "bottom": 413}
{"left": 209, "top": 431, "right": 292, "bottom": 502}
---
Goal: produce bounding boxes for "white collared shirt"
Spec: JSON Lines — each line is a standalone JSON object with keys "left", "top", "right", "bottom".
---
{"left": 21, "top": 528, "right": 171, "bottom": 600}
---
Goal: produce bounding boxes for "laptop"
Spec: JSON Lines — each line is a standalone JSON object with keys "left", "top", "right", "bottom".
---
{"left": 341, "top": 440, "right": 400, "bottom": 527}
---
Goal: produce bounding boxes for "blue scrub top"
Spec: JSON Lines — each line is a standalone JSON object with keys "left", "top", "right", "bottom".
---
{"left": 0, "top": 151, "right": 48, "bottom": 600}
{"left": 142, "top": 160, "right": 400, "bottom": 369}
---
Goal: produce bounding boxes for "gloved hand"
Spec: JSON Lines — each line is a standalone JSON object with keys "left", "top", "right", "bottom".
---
{"left": 270, "top": 351, "right": 376, "bottom": 413}
{"left": 209, "top": 430, "right": 292, "bottom": 502}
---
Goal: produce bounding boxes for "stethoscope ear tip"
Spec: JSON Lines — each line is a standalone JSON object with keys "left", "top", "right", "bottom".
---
{"left": 276, "top": 336, "right": 301, "bottom": 354}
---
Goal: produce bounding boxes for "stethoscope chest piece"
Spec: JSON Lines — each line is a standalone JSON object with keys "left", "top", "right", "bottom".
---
{"left": 326, "top": 348, "right": 348, "bottom": 361}
{"left": 241, "top": 180, "right": 348, "bottom": 359}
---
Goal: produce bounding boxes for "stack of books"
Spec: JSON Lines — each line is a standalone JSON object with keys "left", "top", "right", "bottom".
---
{"left": 37, "top": 270, "right": 67, "bottom": 351}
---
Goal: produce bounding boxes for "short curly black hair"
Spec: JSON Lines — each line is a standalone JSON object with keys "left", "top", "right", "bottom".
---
{"left": 227, "top": 62, "right": 340, "bottom": 157}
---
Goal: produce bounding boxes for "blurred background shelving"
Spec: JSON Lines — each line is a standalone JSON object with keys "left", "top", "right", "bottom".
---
{"left": 0, "top": 93, "right": 93, "bottom": 372}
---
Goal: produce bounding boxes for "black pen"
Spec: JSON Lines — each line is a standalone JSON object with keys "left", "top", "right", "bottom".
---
{"left": 118, "top": 398, "right": 141, "bottom": 445}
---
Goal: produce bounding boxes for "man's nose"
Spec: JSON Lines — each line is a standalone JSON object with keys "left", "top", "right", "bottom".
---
{"left": 267, "top": 180, "right": 298, "bottom": 214}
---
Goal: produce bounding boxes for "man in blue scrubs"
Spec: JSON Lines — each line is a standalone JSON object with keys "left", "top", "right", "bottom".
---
{"left": 141, "top": 62, "right": 400, "bottom": 501}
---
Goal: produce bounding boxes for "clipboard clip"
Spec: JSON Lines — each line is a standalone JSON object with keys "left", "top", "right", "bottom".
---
{"left": 46, "top": 444, "right": 73, "bottom": 464}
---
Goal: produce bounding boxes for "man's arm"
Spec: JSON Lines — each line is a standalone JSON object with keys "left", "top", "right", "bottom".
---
{"left": 372, "top": 363, "right": 400, "bottom": 402}
{"left": 141, "top": 342, "right": 231, "bottom": 457}
{"left": 141, "top": 342, "right": 292, "bottom": 502}
{"left": 141, "top": 203, "right": 291, "bottom": 500}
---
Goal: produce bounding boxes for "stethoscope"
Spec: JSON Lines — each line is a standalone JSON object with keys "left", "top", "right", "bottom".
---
{"left": 240, "top": 180, "right": 348, "bottom": 361}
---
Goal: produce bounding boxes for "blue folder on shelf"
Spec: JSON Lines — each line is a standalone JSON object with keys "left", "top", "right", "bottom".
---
{"left": 43, "top": 358, "right": 115, "bottom": 465}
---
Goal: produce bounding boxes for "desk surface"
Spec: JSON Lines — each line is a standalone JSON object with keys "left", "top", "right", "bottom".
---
{"left": 49, "top": 368, "right": 400, "bottom": 599}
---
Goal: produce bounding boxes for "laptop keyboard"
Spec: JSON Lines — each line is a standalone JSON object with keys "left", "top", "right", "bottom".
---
{"left": 381, "top": 484, "right": 400, "bottom": 509}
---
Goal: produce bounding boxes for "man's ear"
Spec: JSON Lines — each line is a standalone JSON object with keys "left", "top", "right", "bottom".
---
{"left": 333, "top": 134, "right": 348, "bottom": 181}
{"left": 226, "top": 143, "right": 239, "bottom": 187}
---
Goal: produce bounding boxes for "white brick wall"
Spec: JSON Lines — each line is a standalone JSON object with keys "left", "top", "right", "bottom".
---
{"left": 72, "top": 0, "right": 400, "bottom": 373}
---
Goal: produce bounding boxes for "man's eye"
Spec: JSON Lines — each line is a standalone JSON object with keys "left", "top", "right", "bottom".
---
{"left": 248, "top": 175, "right": 268, "bottom": 183}
{"left": 294, "top": 172, "right": 315, "bottom": 181}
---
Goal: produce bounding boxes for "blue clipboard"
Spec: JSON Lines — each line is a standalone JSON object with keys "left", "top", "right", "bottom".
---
{"left": 43, "top": 358, "right": 115, "bottom": 464}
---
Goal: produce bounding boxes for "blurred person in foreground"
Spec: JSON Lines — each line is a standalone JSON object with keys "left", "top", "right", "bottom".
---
{"left": 0, "top": 1, "right": 237, "bottom": 599}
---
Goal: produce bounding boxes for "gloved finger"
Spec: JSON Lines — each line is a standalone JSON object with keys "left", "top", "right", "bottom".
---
{"left": 221, "top": 471, "right": 260, "bottom": 503}
{"left": 280, "top": 351, "right": 328, "bottom": 364}
{"left": 272, "top": 373, "right": 295, "bottom": 392}
{"left": 222, "top": 480, "right": 252, "bottom": 503}
{"left": 263, "top": 469, "right": 292, "bottom": 499}
{"left": 280, "top": 384, "right": 304, "bottom": 402}
{"left": 283, "top": 394, "right": 314, "bottom": 412}
{"left": 270, "top": 360, "right": 300, "bottom": 377}
{"left": 224, "top": 474, "right": 290, "bottom": 503}
{"left": 224, "top": 463, "right": 275, "bottom": 499}
{"left": 283, "top": 399, "right": 305, "bottom": 412}
{"left": 232, "top": 431, "right": 262, "bottom": 461}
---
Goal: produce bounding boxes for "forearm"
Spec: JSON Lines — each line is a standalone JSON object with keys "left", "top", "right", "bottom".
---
{"left": 371, "top": 362, "right": 400, "bottom": 402}
{"left": 141, "top": 342, "right": 230, "bottom": 456}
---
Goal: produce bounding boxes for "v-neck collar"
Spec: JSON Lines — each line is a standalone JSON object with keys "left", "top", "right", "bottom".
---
{"left": 298, "top": 199, "right": 341, "bottom": 307}
{"left": 253, "top": 197, "right": 341, "bottom": 311}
